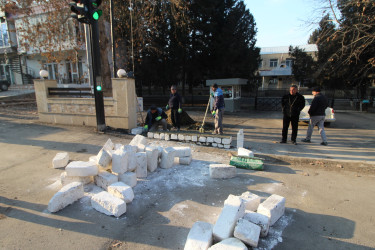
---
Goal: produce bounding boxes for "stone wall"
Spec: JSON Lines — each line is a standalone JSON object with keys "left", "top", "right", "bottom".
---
{"left": 34, "top": 78, "right": 137, "bottom": 130}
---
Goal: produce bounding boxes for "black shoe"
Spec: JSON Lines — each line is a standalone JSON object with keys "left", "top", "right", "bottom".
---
{"left": 301, "top": 139, "right": 311, "bottom": 143}
{"left": 292, "top": 141, "right": 297, "bottom": 145}
{"left": 321, "top": 142, "right": 328, "bottom": 146}
{"left": 280, "top": 140, "right": 287, "bottom": 143}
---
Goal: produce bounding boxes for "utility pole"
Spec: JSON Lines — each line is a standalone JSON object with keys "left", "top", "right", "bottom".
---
{"left": 70, "top": 0, "right": 106, "bottom": 132}
{"left": 110, "top": 0, "right": 116, "bottom": 77}
{"left": 90, "top": 20, "right": 106, "bottom": 132}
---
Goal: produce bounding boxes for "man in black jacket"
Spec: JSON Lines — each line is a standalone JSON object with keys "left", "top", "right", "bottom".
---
{"left": 166, "top": 85, "right": 182, "bottom": 131}
{"left": 302, "top": 87, "right": 329, "bottom": 145}
{"left": 281, "top": 85, "right": 305, "bottom": 144}
{"left": 144, "top": 105, "right": 168, "bottom": 132}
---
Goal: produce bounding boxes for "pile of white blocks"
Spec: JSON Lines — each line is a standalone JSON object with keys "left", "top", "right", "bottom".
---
{"left": 184, "top": 192, "right": 286, "bottom": 249}
{"left": 147, "top": 132, "right": 232, "bottom": 149}
{"left": 48, "top": 135, "right": 193, "bottom": 217}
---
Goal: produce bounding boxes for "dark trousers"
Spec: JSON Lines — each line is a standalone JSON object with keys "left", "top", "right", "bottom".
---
{"left": 282, "top": 115, "right": 299, "bottom": 142}
{"left": 171, "top": 109, "right": 180, "bottom": 129}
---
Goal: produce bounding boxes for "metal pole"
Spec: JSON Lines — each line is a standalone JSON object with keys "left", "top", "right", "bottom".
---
{"left": 90, "top": 21, "right": 106, "bottom": 131}
{"left": 84, "top": 24, "right": 93, "bottom": 87}
{"left": 110, "top": 0, "right": 116, "bottom": 77}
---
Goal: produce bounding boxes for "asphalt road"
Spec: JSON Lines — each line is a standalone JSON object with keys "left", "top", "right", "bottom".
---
{"left": 0, "top": 103, "right": 374, "bottom": 250}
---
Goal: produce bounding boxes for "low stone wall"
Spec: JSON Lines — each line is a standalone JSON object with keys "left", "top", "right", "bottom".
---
{"left": 34, "top": 78, "right": 137, "bottom": 130}
{"left": 147, "top": 131, "right": 233, "bottom": 149}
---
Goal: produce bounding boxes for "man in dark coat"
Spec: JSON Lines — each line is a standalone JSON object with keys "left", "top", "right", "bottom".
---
{"left": 211, "top": 83, "right": 225, "bottom": 134}
{"left": 301, "top": 87, "right": 329, "bottom": 145}
{"left": 144, "top": 105, "right": 168, "bottom": 132}
{"left": 281, "top": 85, "right": 305, "bottom": 144}
{"left": 166, "top": 85, "right": 182, "bottom": 131}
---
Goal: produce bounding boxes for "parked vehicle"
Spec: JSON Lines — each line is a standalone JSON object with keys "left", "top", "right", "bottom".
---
{"left": 299, "top": 95, "right": 336, "bottom": 126}
{"left": 0, "top": 80, "right": 10, "bottom": 91}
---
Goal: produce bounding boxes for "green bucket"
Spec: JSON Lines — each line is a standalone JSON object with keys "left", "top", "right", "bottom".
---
{"left": 229, "top": 155, "right": 264, "bottom": 170}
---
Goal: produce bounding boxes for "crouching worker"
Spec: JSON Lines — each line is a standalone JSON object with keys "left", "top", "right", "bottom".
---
{"left": 144, "top": 104, "right": 168, "bottom": 132}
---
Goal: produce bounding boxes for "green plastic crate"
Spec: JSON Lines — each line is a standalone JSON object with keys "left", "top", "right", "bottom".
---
{"left": 229, "top": 155, "right": 264, "bottom": 170}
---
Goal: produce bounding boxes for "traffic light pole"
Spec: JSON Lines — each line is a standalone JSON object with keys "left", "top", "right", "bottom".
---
{"left": 90, "top": 20, "right": 106, "bottom": 132}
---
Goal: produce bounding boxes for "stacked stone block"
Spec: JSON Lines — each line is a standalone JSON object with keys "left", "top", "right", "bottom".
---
{"left": 48, "top": 134, "right": 194, "bottom": 218}
{"left": 184, "top": 193, "right": 286, "bottom": 249}
{"left": 145, "top": 131, "right": 232, "bottom": 149}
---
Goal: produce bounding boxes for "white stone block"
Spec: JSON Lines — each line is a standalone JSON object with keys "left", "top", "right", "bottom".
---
{"left": 48, "top": 182, "right": 84, "bottom": 213}
{"left": 124, "top": 145, "right": 137, "bottom": 172}
{"left": 135, "top": 152, "right": 147, "bottom": 178}
{"left": 60, "top": 172, "right": 92, "bottom": 186}
{"left": 96, "top": 148, "right": 112, "bottom": 169}
{"left": 131, "top": 127, "right": 144, "bottom": 135}
{"left": 165, "top": 134, "right": 170, "bottom": 141}
{"left": 185, "top": 135, "right": 191, "bottom": 141}
{"left": 209, "top": 164, "right": 236, "bottom": 179}
{"left": 154, "top": 133, "right": 160, "bottom": 139}
{"left": 91, "top": 191, "right": 126, "bottom": 217}
{"left": 173, "top": 147, "right": 192, "bottom": 157}
{"left": 191, "top": 135, "right": 198, "bottom": 142}
{"left": 218, "top": 144, "right": 224, "bottom": 148}
{"left": 199, "top": 136, "right": 207, "bottom": 143}
{"left": 160, "top": 133, "right": 165, "bottom": 140}
{"left": 237, "top": 129, "right": 244, "bottom": 149}
{"left": 208, "top": 238, "right": 247, "bottom": 250}
{"left": 206, "top": 137, "right": 214, "bottom": 143}
{"left": 243, "top": 211, "right": 270, "bottom": 237}
{"left": 237, "top": 147, "right": 254, "bottom": 158}
{"left": 108, "top": 182, "right": 134, "bottom": 203}
{"left": 240, "top": 191, "right": 260, "bottom": 211}
{"left": 224, "top": 145, "right": 230, "bottom": 149}
{"left": 52, "top": 152, "right": 69, "bottom": 169}
{"left": 147, "top": 132, "right": 154, "bottom": 138}
{"left": 111, "top": 148, "right": 129, "bottom": 174}
{"left": 129, "top": 134, "right": 147, "bottom": 147}
{"left": 213, "top": 195, "right": 245, "bottom": 241}
{"left": 160, "top": 147, "right": 177, "bottom": 169}
{"left": 94, "top": 171, "right": 118, "bottom": 190}
{"left": 178, "top": 134, "right": 185, "bottom": 141}
{"left": 233, "top": 218, "right": 261, "bottom": 247}
{"left": 179, "top": 156, "right": 192, "bottom": 165}
{"left": 66, "top": 161, "right": 98, "bottom": 177}
{"left": 257, "top": 194, "right": 286, "bottom": 226}
{"left": 184, "top": 221, "right": 213, "bottom": 250}
{"left": 222, "top": 137, "right": 232, "bottom": 145}
{"left": 103, "top": 138, "right": 114, "bottom": 151}
{"left": 118, "top": 172, "right": 137, "bottom": 187}
{"left": 171, "top": 134, "right": 178, "bottom": 140}
{"left": 214, "top": 137, "right": 221, "bottom": 144}
{"left": 212, "top": 143, "right": 218, "bottom": 147}
{"left": 146, "top": 147, "right": 159, "bottom": 172}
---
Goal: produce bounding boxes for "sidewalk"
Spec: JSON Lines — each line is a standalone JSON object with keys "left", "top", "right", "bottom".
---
{"left": 186, "top": 110, "right": 375, "bottom": 165}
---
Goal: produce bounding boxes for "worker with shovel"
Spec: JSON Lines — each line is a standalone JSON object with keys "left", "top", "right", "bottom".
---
{"left": 211, "top": 83, "right": 225, "bottom": 134}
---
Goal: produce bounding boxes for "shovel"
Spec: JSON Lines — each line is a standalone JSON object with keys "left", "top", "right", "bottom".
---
{"left": 199, "top": 95, "right": 211, "bottom": 133}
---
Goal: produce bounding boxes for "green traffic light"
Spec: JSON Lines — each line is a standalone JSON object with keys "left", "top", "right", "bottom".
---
{"left": 92, "top": 9, "right": 102, "bottom": 20}
{"left": 93, "top": 11, "right": 99, "bottom": 20}
{"left": 96, "top": 85, "right": 102, "bottom": 91}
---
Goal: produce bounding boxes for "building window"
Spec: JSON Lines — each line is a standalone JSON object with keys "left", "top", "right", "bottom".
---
{"left": 270, "top": 59, "right": 278, "bottom": 67}
{"left": 286, "top": 58, "right": 293, "bottom": 67}
{"left": 0, "top": 18, "right": 9, "bottom": 47}
{"left": 258, "top": 60, "right": 263, "bottom": 69}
